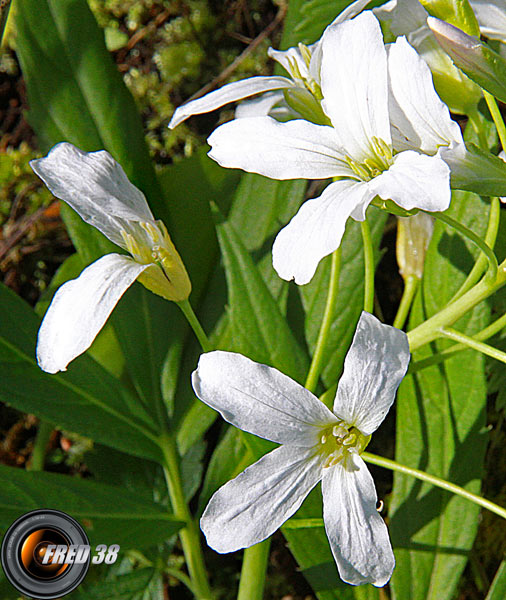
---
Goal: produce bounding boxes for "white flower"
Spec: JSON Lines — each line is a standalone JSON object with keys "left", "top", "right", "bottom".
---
{"left": 192, "top": 311, "right": 410, "bottom": 587}
{"left": 207, "top": 12, "right": 462, "bottom": 285}
{"left": 31, "top": 143, "right": 191, "bottom": 374}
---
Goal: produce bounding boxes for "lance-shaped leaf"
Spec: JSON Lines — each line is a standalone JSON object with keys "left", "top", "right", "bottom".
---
{"left": 429, "top": 16, "right": 506, "bottom": 103}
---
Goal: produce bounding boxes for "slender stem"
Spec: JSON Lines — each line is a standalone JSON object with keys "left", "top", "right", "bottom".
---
{"left": 410, "top": 310, "right": 506, "bottom": 372}
{"left": 237, "top": 539, "right": 271, "bottom": 600}
{"left": 27, "top": 421, "right": 53, "bottom": 472}
{"left": 305, "top": 248, "right": 341, "bottom": 393}
{"left": 429, "top": 211, "right": 498, "bottom": 281}
{"left": 484, "top": 91, "right": 506, "bottom": 151}
{"left": 361, "top": 219, "right": 375, "bottom": 313}
{"left": 362, "top": 452, "right": 506, "bottom": 520}
{"left": 164, "top": 567, "right": 197, "bottom": 596}
{"left": 393, "top": 276, "right": 419, "bottom": 330}
{"left": 440, "top": 327, "right": 506, "bottom": 364}
{"left": 449, "top": 197, "right": 501, "bottom": 302}
{"left": 177, "top": 299, "right": 212, "bottom": 352}
{"left": 160, "top": 435, "right": 213, "bottom": 600}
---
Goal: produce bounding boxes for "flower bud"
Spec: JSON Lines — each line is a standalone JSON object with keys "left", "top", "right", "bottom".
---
{"left": 396, "top": 213, "right": 434, "bottom": 280}
{"left": 428, "top": 16, "right": 506, "bottom": 103}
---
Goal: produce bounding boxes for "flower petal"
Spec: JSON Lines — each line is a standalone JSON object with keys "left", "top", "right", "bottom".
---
{"left": 272, "top": 179, "right": 374, "bottom": 285}
{"left": 168, "top": 76, "right": 294, "bottom": 128}
{"left": 387, "top": 36, "right": 464, "bottom": 154}
{"left": 234, "top": 90, "right": 290, "bottom": 119}
{"left": 371, "top": 150, "right": 451, "bottom": 212}
{"left": 207, "top": 116, "right": 350, "bottom": 180}
{"left": 201, "top": 445, "right": 324, "bottom": 553}
{"left": 333, "top": 311, "right": 410, "bottom": 435}
{"left": 320, "top": 11, "right": 391, "bottom": 162}
{"left": 322, "top": 455, "right": 395, "bottom": 587}
{"left": 30, "top": 143, "right": 154, "bottom": 248}
{"left": 37, "top": 254, "right": 149, "bottom": 373}
{"left": 471, "top": 0, "right": 506, "bottom": 42}
{"left": 192, "top": 351, "right": 336, "bottom": 446}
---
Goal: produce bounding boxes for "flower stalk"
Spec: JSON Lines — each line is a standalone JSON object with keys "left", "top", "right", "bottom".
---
{"left": 361, "top": 219, "right": 375, "bottom": 314}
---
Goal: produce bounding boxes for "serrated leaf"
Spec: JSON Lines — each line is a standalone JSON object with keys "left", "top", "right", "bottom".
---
{"left": 390, "top": 190, "right": 490, "bottom": 600}
{"left": 0, "top": 464, "right": 184, "bottom": 549}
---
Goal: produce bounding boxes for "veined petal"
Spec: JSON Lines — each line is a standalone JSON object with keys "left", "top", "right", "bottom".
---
{"left": 208, "top": 117, "right": 351, "bottom": 180}
{"left": 387, "top": 36, "right": 464, "bottom": 154}
{"left": 322, "top": 455, "right": 395, "bottom": 587}
{"left": 333, "top": 312, "right": 409, "bottom": 435}
{"left": 201, "top": 445, "right": 324, "bottom": 553}
{"left": 370, "top": 150, "right": 451, "bottom": 212}
{"left": 30, "top": 143, "right": 154, "bottom": 248}
{"left": 272, "top": 180, "right": 374, "bottom": 285}
{"left": 168, "top": 76, "right": 294, "bottom": 129}
{"left": 37, "top": 254, "right": 149, "bottom": 374}
{"left": 471, "top": 0, "right": 506, "bottom": 42}
{"left": 192, "top": 351, "right": 336, "bottom": 446}
{"left": 320, "top": 12, "right": 391, "bottom": 162}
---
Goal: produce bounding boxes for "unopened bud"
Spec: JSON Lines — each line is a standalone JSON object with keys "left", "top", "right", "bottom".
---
{"left": 428, "top": 16, "right": 506, "bottom": 103}
{"left": 396, "top": 213, "right": 434, "bottom": 280}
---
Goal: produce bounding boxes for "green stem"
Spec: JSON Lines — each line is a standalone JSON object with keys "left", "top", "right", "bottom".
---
{"left": 440, "top": 326, "right": 506, "bottom": 364}
{"left": 362, "top": 452, "right": 506, "bottom": 520}
{"left": 237, "top": 539, "right": 271, "bottom": 600}
{"left": 361, "top": 219, "right": 375, "bottom": 313}
{"left": 27, "top": 421, "right": 53, "bottom": 472}
{"left": 410, "top": 310, "right": 506, "bottom": 372}
{"left": 164, "top": 567, "right": 197, "bottom": 596}
{"left": 429, "top": 211, "right": 498, "bottom": 281}
{"left": 393, "top": 276, "right": 419, "bottom": 330}
{"left": 177, "top": 299, "right": 212, "bottom": 352}
{"left": 449, "top": 197, "right": 501, "bottom": 302}
{"left": 161, "top": 435, "right": 213, "bottom": 600}
{"left": 304, "top": 248, "right": 341, "bottom": 393}
{"left": 484, "top": 91, "right": 506, "bottom": 151}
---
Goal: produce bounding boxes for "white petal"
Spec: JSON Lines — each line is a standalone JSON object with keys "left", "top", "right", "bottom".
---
{"left": 375, "top": 0, "right": 428, "bottom": 36}
{"left": 268, "top": 47, "right": 309, "bottom": 82}
{"left": 371, "top": 150, "right": 451, "bottom": 212}
{"left": 333, "top": 311, "right": 410, "bottom": 435}
{"left": 30, "top": 143, "right": 154, "bottom": 248}
{"left": 272, "top": 180, "right": 374, "bottom": 285}
{"left": 192, "top": 351, "right": 336, "bottom": 446}
{"left": 37, "top": 254, "right": 149, "bottom": 373}
{"left": 208, "top": 117, "right": 351, "bottom": 180}
{"left": 234, "top": 90, "right": 289, "bottom": 119}
{"left": 320, "top": 12, "right": 391, "bottom": 162}
{"left": 387, "top": 36, "right": 464, "bottom": 154}
{"left": 471, "top": 0, "right": 506, "bottom": 42}
{"left": 322, "top": 455, "right": 395, "bottom": 587}
{"left": 201, "top": 445, "right": 324, "bottom": 553}
{"left": 334, "top": 0, "right": 376, "bottom": 25}
{"left": 168, "top": 76, "right": 294, "bottom": 128}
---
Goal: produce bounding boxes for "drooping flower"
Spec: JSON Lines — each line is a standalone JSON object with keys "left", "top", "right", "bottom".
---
{"left": 31, "top": 143, "right": 191, "bottom": 374}
{"left": 192, "top": 311, "right": 410, "bottom": 586}
{"left": 207, "top": 11, "right": 462, "bottom": 284}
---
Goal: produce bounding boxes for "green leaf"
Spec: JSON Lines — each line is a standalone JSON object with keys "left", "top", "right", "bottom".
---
{"left": 215, "top": 213, "right": 309, "bottom": 384}
{"left": 447, "top": 144, "right": 506, "bottom": 197}
{"left": 390, "top": 190, "right": 490, "bottom": 600}
{"left": 73, "top": 568, "right": 161, "bottom": 600}
{"left": 0, "top": 282, "right": 162, "bottom": 462}
{"left": 0, "top": 464, "right": 183, "bottom": 549}
{"left": 420, "top": 0, "right": 480, "bottom": 35}
{"left": 301, "top": 206, "right": 388, "bottom": 389}
{"left": 486, "top": 559, "right": 506, "bottom": 600}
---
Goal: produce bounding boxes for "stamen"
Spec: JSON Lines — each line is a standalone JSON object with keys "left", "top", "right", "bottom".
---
{"left": 298, "top": 43, "right": 312, "bottom": 68}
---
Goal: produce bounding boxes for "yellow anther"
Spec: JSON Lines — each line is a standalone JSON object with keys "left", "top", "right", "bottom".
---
{"left": 298, "top": 43, "right": 312, "bottom": 68}
{"left": 321, "top": 434, "right": 327, "bottom": 444}
{"left": 332, "top": 425, "right": 348, "bottom": 438}
{"left": 342, "top": 433, "right": 357, "bottom": 446}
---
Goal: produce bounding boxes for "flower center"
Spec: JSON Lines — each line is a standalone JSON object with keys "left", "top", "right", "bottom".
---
{"left": 345, "top": 136, "right": 393, "bottom": 181}
{"left": 320, "top": 421, "right": 371, "bottom": 469}
{"left": 120, "top": 220, "right": 174, "bottom": 268}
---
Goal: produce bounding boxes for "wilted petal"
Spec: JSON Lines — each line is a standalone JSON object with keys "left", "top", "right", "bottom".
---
{"left": 192, "top": 351, "right": 336, "bottom": 446}
{"left": 272, "top": 179, "right": 374, "bottom": 285}
{"left": 371, "top": 150, "right": 451, "bottom": 212}
{"left": 333, "top": 311, "right": 410, "bottom": 435}
{"left": 37, "top": 254, "right": 149, "bottom": 374}
{"left": 322, "top": 455, "right": 395, "bottom": 587}
{"left": 387, "top": 36, "right": 464, "bottom": 154}
{"left": 31, "top": 143, "right": 154, "bottom": 248}
{"left": 201, "top": 445, "right": 324, "bottom": 553}
{"left": 208, "top": 116, "right": 351, "bottom": 180}
{"left": 320, "top": 12, "right": 391, "bottom": 162}
{"left": 168, "top": 76, "right": 294, "bottom": 128}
